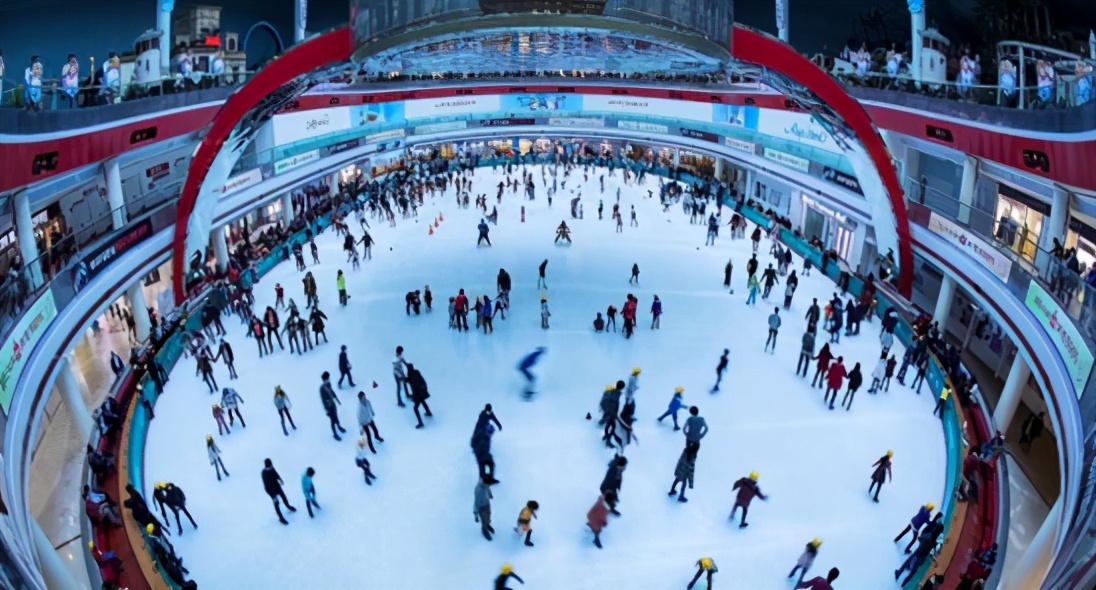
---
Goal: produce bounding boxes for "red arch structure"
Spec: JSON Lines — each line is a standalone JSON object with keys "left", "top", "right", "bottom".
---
{"left": 172, "top": 24, "right": 913, "bottom": 303}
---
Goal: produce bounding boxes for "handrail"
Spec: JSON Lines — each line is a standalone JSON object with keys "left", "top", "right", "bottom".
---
{"left": 2, "top": 71, "right": 255, "bottom": 111}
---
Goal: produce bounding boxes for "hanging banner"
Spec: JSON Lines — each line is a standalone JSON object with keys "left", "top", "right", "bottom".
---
{"left": 274, "top": 150, "right": 320, "bottom": 175}
{"left": 926, "top": 212, "right": 1013, "bottom": 282}
{"left": 72, "top": 218, "right": 155, "bottom": 293}
{"left": 822, "top": 166, "right": 864, "bottom": 195}
{"left": 617, "top": 120, "right": 669, "bottom": 134}
{"left": 756, "top": 110, "right": 845, "bottom": 155}
{"left": 214, "top": 167, "right": 263, "bottom": 196}
{"left": 548, "top": 117, "right": 604, "bottom": 127}
{"left": 763, "top": 147, "right": 810, "bottom": 173}
{"left": 724, "top": 137, "right": 756, "bottom": 153}
{"left": 1025, "top": 281, "right": 1094, "bottom": 395}
{"left": 0, "top": 290, "right": 57, "bottom": 413}
{"left": 499, "top": 94, "right": 579, "bottom": 113}
{"left": 404, "top": 96, "right": 501, "bottom": 120}
{"left": 271, "top": 107, "right": 353, "bottom": 146}
{"left": 584, "top": 95, "right": 713, "bottom": 123}
{"left": 414, "top": 121, "right": 468, "bottom": 135}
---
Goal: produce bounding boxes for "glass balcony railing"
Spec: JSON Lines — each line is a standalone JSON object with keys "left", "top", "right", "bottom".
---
{"left": 1, "top": 71, "right": 253, "bottom": 112}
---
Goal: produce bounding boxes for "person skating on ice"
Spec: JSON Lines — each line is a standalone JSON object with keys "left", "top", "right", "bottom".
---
{"left": 894, "top": 502, "right": 934, "bottom": 552}
{"left": 868, "top": 355, "right": 887, "bottom": 394}
{"left": 310, "top": 238, "right": 319, "bottom": 264}
{"left": 273, "top": 385, "right": 296, "bottom": 435}
{"left": 712, "top": 349, "right": 730, "bottom": 391}
{"left": 495, "top": 563, "right": 525, "bottom": 590}
{"left": 211, "top": 403, "right": 230, "bottom": 436}
{"left": 424, "top": 285, "right": 433, "bottom": 312}
{"left": 605, "top": 304, "right": 618, "bottom": 332}
{"left": 282, "top": 316, "right": 303, "bottom": 355}
{"left": 206, "top": 435, "right": 228, "bottom": 481}
{"left": 555, "top": 221, "right": 572, "bottom": 244}
{"left": 760, "top": 264, "right": 779, "bottom": 299}
{"left": 356, "top": 389, "right": 384, "bottom": 452}
{"left": 828, "top": 300, "right": 844, "bottom": 343}
{"left": 657, "top": 387, "right": 686, "bottom": 430}
{"left": 477, "top": 218, "right": 492, "bottom": 246}
{"left": 355, "top": 438, "right": 378, "bottom": 485}
{"left": 869, "top": 450, "right": 894, "bottom": 502}
{"left": 540, "top": 296, "right": 551, "bottom": 329}
{"left": 687, "top": 557, "right": 718, "bottom": 590}
{"left": 788, "top": 538, "right": 822, "bottom": 586}
{"left": 600, "top": 455, "right": 627, "bottom": 515}
{"left": 842, "top": 362, "right": 863, "bottom": 410}
{"left": 764, "top": 307, "right": 782, "bottom": 353}
{"left": 723, "top": 259, "right": 734, "bottom": 291}
{"left": 514, "top": 500, "right": 539, "bottom": 546}
{"left": 454, "top": 289, "right": 471, "bottom": 331}
{"left": 214, "top": 338, "right": 237, "bottom": 379}
{"left": 319, "top": 372, "right": 348, "bottom": 441}
{"left": 746, "top": 274, "right": 760, "bottom": 305}
{"left": 152, "top": 482, "right": 198, "bottom": 536}
{"left": 730, "top": 470, "right": 768, "bottom": 528}
{"left": 600, "top": 382, "right": 624, "bottom": 447}
{"left": 538, "top": 259, "right": 548, "bottom": 289}
{"left": 593, "top": 312, "right": 605, "bottom": 332}
{"left": 337, "top": 345, "right": 356, "bottom": 388}
{"left": 197, "top": 353, "right": 217, "bottom": 393}
{"left": 301, "top": 467, "right": 321, "bottom": 518}
{"left": 895, "top": 514, "right": 942, "bottom": 584}
{"left": 668, "top": 444, "right": 698, "bottom": 502}
{"left": 823, "top": 357, "right": 847, "bottom": 410}
{"left": 797, "top": 328, "right": 815, "bottom": 378}
{"left": 797, "top": 567, "right": 840, "bottom": 590}
{"left": 392, "top": 346, "right": 411, "bottom": 407}
{"left": 302, "top": 272, "right": 318, "bottom": 308}
{"left": 406, "top": 363, "right": 434, "bottom": 428}
{"left": 811, "top": 343, "right": 833, "bottom": 389}
{"left": 621, "top": 295, "right": 638, "bottom": 338}
{"left": 517, "top": 347, "right": 546, "bottom": 396}
{"left": 262, "top": 306, "right": 285, "bottom": 352}
{"left": 405, "top": 290, "right": 422, "bottom": 316}
{"left": 261, "top": 458, "right": 297, "bottom": 525}
{"left": 805, "top": 297, "right": 821, "bottom": 332}
{"left": 629, "top": 263, "right": 640, "bottom": 285}
{"left": 475, "top": 473, "right": 496, "bottom": 540}
{"left": 683, "top": 406, "right": 708, "bottom": 453}
{"left": 587, "top": 492, "right": 615, "bottom": 548}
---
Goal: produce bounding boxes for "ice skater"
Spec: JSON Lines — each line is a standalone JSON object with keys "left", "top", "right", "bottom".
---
{"left": 475, "top": 473, "right": 496, "bottom": 540}
{"left": 798, "top": 567, "right": 840, "bottom": 590}
{"left": 273, "top": 385, "right": 296, "bottom": 436}
{"left": 600, "top": 455, "right": 627, "bottom": 515}
{"left": 494, "top": 563, "right": 524, "bottom": 589}
{"left": 319, "top": 372, "right": 348, "bottom": 441}
{"left": 540, "top": 297, "right": 551, "bottom": 329}
{"left": 894, "top": 502, "right": 934, "bottom": 552}
{"left": 538, "top": 259, "right": 548, "bottom": 289}
{"left": 356, "top": 390, "right": 384, "bottom": 453}
{"left": 393, "top": 346, "right": 410, "bottom": 407}
{"left": 517, "top": 347, "right": 546, "bottom": 396}
{"left": 514, "top": 500, "right": 539, "bottom": 546}
{"left": 152, "top": 482, "right": 198, "bottom": 536}
{"left": 406, "top": 363, "right": 433, "bottom": 429}
{"left": 338, "top": 345, "right": 356, "bottom": 388}
{"left": 301, "top": 467, "right": 321, "bottom": 518}
{"left": 587, "top": 492, "right": 614, "bottom": 548}
{"left": 687, "top": 557, "right": 718, "bottom": 590}
{"left": 869, "top": 450, "right": 894, "bottom": 503}
{"left": 668, "top": 444, "right": 697, "bottom": 502}
{"left": 629, "top": 263, "right": 640, "bottom": 284}
{"left": 261, "top": 458, "right": 296, "bottom": 525}
{"left": 355, "top": 438, "right": 377, "bottom": 485}
{"left": 711, "top": 349, "right": 729, "bottom": 392}
{"left": 841, "top": 363, "right": 863, "bottom": 410}
{"left": 683, "top": 406, "right": 709, "bottom": 454}
{"left": 657, "top": 387, "right": 685, "bottom": 430}
{"left": 764, "top": 307, "right": 781, "bottom": 353}
{"left": 206, "top": 435, "right": 228, "bottom": 481}
{"left": 730, "top": 470, "right": 768, "bottom": 528}
{"left": 788, "top": 538, "right": 822, "bottom": 586}
{"left": 221, "top": 387, "right": 245, "bottom": 428}
{"left": 211, "top": 402, "right": 230, "bottom": 436}
{"left": 477, "top": 219, "right": 492, "bottom": 246}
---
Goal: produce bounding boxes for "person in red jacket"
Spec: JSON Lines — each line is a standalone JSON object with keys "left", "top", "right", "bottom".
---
{"left": 797, "top": 567, "right": 840, "bottom": 590}
{"left": 823, "top": 356, "right": 847, "bottom": 410}
{"left": 811, "top": 343, "right": 833, "bottom": 389}
{"left": 454, "top": 289, "right": 470, "bottom": 331}
{"left": 586, "top": 492, "right": 614, "bottom": 548}
{"left": 730, "top": 470, "right": 768, "bottom": 528}
{"left": 622, "top": 295, "right": 638, "bottom": 339}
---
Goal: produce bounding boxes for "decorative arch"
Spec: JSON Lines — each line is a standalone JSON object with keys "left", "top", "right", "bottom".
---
{"left": 243, "top": 21, "right": 287, "bottom": 58}
{"left": 172, "top": 24, "right": 912, "bottom": 303}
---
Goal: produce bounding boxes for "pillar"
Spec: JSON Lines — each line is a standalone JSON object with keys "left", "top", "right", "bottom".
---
{"left": 909, "top": 1, "right": 926, "bottom": 87}
{"left": 57, "top": 356, "right": 92, "bottom": 444}
{"left": 157, "top": 2, "right": 174, "bottom": 73}
{"left": 211, "top": 228, "right": 229, "bottom": 273}
{"left": 776, "top": 0, "right": 789, "bottom": 43}
{"left": 993, "top": 352, "right": 1032, "bottom": 432}
{"left": 31, "top": 518, "right": 84, "bottom": 590}
{"left": 282, "top": 192, "right": 295, "bottom": 225}
{"left": 1036, "top": 188, "right": 1070, "bottom": 275}
{"left": 13, "top": 190, "right": 44, "bottom": 289}
{"left": 127, "top": 282, "right": 151, "bottom": 342}
{"left": 104, "top": 160, "right": 126, "bottom": 231}
{"left": 294, "top": 0, "right": 308, "bottom": 44}
{"left": 933, "top": 274, "right": 956, "bottom": 329}
{"left": 1005, "top": 496, "right": 1061, "bottom": 590}
{"left": 957, "top": 157, "right": 977, "bottom": 224}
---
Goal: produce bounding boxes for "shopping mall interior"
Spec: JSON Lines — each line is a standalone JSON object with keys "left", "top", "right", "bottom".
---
{"left": 0, "top": 1, "right": 1094, "bottom": 589}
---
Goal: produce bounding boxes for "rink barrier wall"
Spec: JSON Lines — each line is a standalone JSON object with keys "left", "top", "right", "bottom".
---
{"left": 122, "top": 211, "right": 338, "bottom": 589}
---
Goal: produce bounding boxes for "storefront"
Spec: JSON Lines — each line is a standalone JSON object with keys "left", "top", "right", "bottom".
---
{"left": 993, "top": 183, "right": 1048, "bottom": 263}
{"left": 800, "top": 195, "right": 859, "bottom": 262}
{"left": 678, "top": 149, "right": 715, "bottom": 177}
{"left": 750, "top": 172, "right": 796, "bottom": 218}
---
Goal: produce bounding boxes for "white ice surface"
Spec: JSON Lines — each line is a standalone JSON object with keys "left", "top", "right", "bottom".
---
{"left": 144, "top": 166, "right": 946, "bottom": 589}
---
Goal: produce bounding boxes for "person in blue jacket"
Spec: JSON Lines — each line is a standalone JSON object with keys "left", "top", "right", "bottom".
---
{"left": 477, "top": 219, "right": 492, "bottom": 246}
{"left": 517, "top": 347, "right": 546, "bottom": 396}
{"left": 657, "top": 387, "right": 686, "bottom": 430}
{"left": 894, "top": 502, "right": 935, "bottom": 552}
{"left": 301, "top": 467, "right": 320, "bottom": 518}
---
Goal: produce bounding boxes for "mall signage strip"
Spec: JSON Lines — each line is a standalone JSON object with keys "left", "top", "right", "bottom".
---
{"left": 76, "top": 218, "right": 155, "bottom": 286}
{"left": 822, "top": 166, "right": 864, "bottom": 195}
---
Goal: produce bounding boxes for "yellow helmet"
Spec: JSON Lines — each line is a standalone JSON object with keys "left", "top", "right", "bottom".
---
{"left": 605, "top": 384, "right": 615, "bottom": 393}
{"left": 925, "top": 502, "right": 935, "bottom": 511}
{"left": 206, "top": 434, "right": 214, "bottom": 443}
{"left": 154, "top": 481, "right": 166, "bottom": 490}
{"left": 675, "top": 386, "right": 684, "bottom": 394}
{"left": 699, "top": 557, "right": 714, "bottom": 569}
{"left": 87, "top": 541, "right": 95, "bottom": 551}
{"left": 631, "top": 367, "right": 641, "bottom": 376}
{"left": 145, "top": 523, "right": 155, "bottom": 534}
{"left": 811, "top": 538, "right": 823, "bottom": 548}
{"left": 886, "top": 449, "right": 894, "bottom": 458}
{"left": 500, "top": 563, "right": 513, "bottom": 575}
{"left": 749, "top": 470, "right": 759, "bottom": 481}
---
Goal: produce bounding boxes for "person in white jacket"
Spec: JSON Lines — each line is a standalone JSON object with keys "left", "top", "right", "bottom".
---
{"left": 221, "top": 387, "right": 246, "bottom": 428}
{"left": 355, "top": 439, "right": 377, "bottom": 485}
{"left": 393, "top": 346, "right": 410, "bottom": 407}
{"left": 357, "top": 390, "right": 384, "bottom": 453}
{"left": 868, "top": 357, "right": 887, "bottom": 394}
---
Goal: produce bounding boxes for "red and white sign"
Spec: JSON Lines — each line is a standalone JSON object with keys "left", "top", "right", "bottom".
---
{"left": 146, "top": 162, "right": 170, "bottom": 181}
{"left": 583, "top": 95, "right": 713, "bottom": 123}
{"left": 404, "top": 96, "right": 501, "bottom": 120}
{"left": 927, "top": 212, "right": 1013, "bottom": 282}
{"left": 215, "top": 168, "right": 263, "bottom": 195}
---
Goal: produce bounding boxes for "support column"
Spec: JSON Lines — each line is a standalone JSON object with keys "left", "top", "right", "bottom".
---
{"left": 57, "top": 356, "right": 92, "bottom": 444}
{"left": 993, "top": 352, "right": 1032, "bottom": 432}
{"left": 776, "top": 0, "right": 789, "bottom": 43}
{"left": 127, "top": 282, "right": 151, "bottom": 342}
{"left": 1005, "top": 496, "right": 1061, "bottom": 590}
{"left": 157, "top": 2, "right": 174, "bottom": 73}
{"left": 909, "top": 4, "right": 926, "bottom": 87}
{"left": 282, "top": 192, "right": 295, "bottom": 225}
{"left": 1036, "top": 187, "right": 1070, "bottom": 275}
{"left": 31, "top": 517, "right": 84, "bottom": 590}
{"left": 104, "top": 159, "right": 127, "bottom": 231}
{"left": 933, "top": 275, "right": 956, "bottom": 329}
{"left": 211, "top": 228, "right": 229, "bottom": 273}
{"left": 13, "top": 190, "right": 44, "bottom": 289}
{"left": 957, "top": 157, "right": 977, "bottom": 224}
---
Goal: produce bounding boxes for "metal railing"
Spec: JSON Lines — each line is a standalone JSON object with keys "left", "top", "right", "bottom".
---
{"left": 1, "top": 71, "right": 254, "bottom": 111}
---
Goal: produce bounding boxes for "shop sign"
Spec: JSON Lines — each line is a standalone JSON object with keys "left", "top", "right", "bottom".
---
{"left": 822, "top": 166, "right": 863, "bottom": 195}
{"left": 404, "top": 95, "right": 501, "bottom": 120}
{"left": 414, "top": 121, "right": 468, "bottom": 135}
{"left": 583, "top": 95, "right": 713, "bottom": 122}
{"left": 365, "top": 129, "right": 406, "bottom": 142}
{"left": 617, "top": 120, "right": 668, "bottom": 134}
{"left": 145, "top": 162, "right": 170, "bottom": 181}
{"left": 274, "top": 150, "right": 320, "bottom": 175}
{"left": 926, "top": 212, "right": 1012, "bottom": 282}
{"left": 0, "top": 290, "right": 57, "bottom": 413}
{"left": 1025, "top": 281, "right": 1093, "bottom": 395}
{"left": 215, "top": 168, "right": 263, "bottom": 195}
{"left": 724, "top": 137, "right": 755, "bottom": 153}
{"left": 479, "top": 118, "right": 536, "bottom": 127}
{"left": 72, "top": 218, "right": 154, "bottom": 292}
{"left": 326, "top": 139, "right": 361, "bottom": 156}
{"left": 680, "top": 128, "right": 719, "bottom": 143}
{"left": 548, "top": 117, "right": 605, "bottom": 127}
{"left": 763, "top": 147, "right": 809, "bottom": 173}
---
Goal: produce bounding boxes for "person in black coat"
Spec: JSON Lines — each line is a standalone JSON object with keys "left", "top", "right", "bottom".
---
{"left": 406, "top": 363, "right": 433, "bottom": 429}
{"left": 124, "top": 484, "right": 164, "bottom": 533}
{"left": 261, "top": 458, "right": 297, "bottom": 525}
{"left": 600, "top": 455, "right": 627, "bottom": 516}
{"left": 338, "top": 345, "right": 356, "bottom": 388}
{"left": 842, "top": 363, "right": 863, "bottom": 410}
{"left": 320, "top": 372, "right": 348, "bottom": 440}
{"left": 309, "top": 307, "right": 328, "bottom": 343}
{"left": 215, "top": 339, "right": 237, "bottom": 379}
{"left": 153, "top": 482, "right": 198, "bottom": 535}
{"left": 497, "top": 268, "right": 512, "bottom": 294}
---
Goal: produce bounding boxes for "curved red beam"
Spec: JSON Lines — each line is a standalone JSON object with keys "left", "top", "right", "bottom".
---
{"left": 173, "top": 24, "right": 913, "bottom": 303}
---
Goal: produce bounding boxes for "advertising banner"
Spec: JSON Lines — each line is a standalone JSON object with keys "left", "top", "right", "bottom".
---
{"left": 0, "top": 290, "right": 57, "bottom": 413}
{"left": 479, "top": 118, "right": 536, "bottom": 127}
{"left": 756, "top": 111, "right": 845, "bottom": 155}
{"left": 404, "top": 95, "right": 501, "bottom": 120}
{"left": 822, "top": 166, "right": 863, "bottom": 195}
{"left": 414, "top": 121, "right": 468, "bottom": 135}
{"left": 272, "top": 107, "right": 353, "bottom": 146}
{"left": 763, "top": 147, "right": 810, "bottom": 173}
{"left": 325, "top": 138, "right": 362, "bottom": 157}
{"left": 499, "top": 94, "right": 579, "bottom": 113}
{"left": 274, "top": 150, "right": 320, "bottom": 175}
{"left": 548, "top": 117, "right": 605, "bottom": 127}
{"left": 71, "top": 218, "right": 154, "bottom": 292}
{"left": 583, "top": 95, "right": 713, "bottom": 123}
{"left": 712, "top": 104, "right": 759, "bottom": 129}
{"left": 724, "top": 137, "right": 756, "bottom": 154}
{"left": 349, "top": 102, "right": 405, "bottom": 130}
{"left": 214, "top": 168, "right": 263, "bottom": 196}
{"left": 617, "top": 120, "right": 669, "bottom": 134}
{"left": 926, "top": 212, "right": 1013, "bottom": 282}
{"left": 1025, "top": 281, "right": 1094, "bottom": 395}
{"left": 680, "top": 128, "right": 720, "bottom": 143}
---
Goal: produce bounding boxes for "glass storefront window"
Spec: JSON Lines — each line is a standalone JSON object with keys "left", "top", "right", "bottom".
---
{"left": 994, "top": 192, "right": 1043, "bottom": 262}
